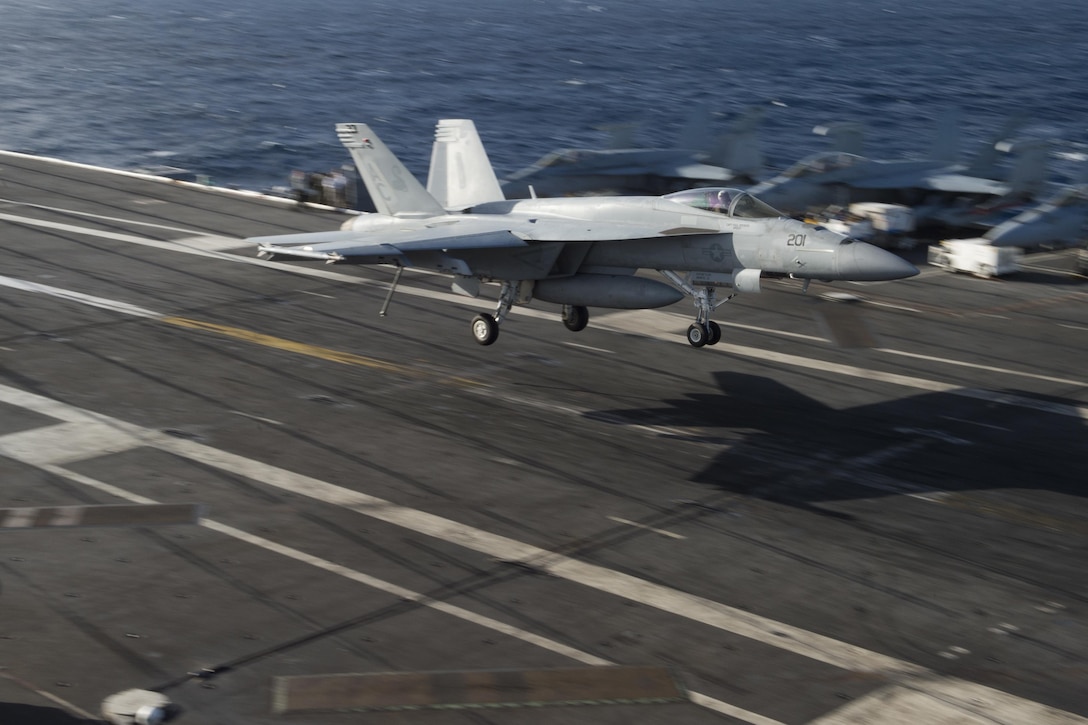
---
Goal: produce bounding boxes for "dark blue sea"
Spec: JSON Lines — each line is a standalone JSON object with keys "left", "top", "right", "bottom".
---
{"left": 3, "top": 0, "right": 1087, "bottom": 191}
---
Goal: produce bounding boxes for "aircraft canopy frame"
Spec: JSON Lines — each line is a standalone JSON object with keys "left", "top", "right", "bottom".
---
{"left": 663, "top": 187, "right": 784, "bottom": 218}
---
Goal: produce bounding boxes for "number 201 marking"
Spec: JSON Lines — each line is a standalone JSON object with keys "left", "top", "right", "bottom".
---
{"left": 787, "top": 233, "right": 806, "bottom": 247}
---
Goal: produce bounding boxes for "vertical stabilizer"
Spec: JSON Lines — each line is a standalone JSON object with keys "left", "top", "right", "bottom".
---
{"left": 1003, "top": 138, "right": 1051, "bottom": 198}
{"left": 598, "top": 122, "right": 639, "bottom": 150}
{"left": 813, "top": 121, "right": 865, "bottom": 155}
{"left": 964, "top": 111, "right": 1030, "bottom": 178}
{"left": 713, "top": 106, "right": 765, "bottom": 178}
{"left": 335, "top": 123, "right": 446, "bottom": 217}
{"left": 426, "top": 119, "right": 505, "bottom": 211}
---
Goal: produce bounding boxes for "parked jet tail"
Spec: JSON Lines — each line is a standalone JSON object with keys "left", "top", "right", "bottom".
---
{"left": 962, "top": 111, "right": 1030, "bottom": 179}
{"left": 709, "top": 105, "right": 765, "bottom": 180}
{"left": 335, "top": 122, "right": 446, "bottom": 218}
{"left": 1002, "top": 138, "right": 1051, "bottom": 198}
{"left": 813, "top": 121, "right": 865, "bottom": 155}
{"left": 426, "top": 119, "right": 505, "bottom": 211}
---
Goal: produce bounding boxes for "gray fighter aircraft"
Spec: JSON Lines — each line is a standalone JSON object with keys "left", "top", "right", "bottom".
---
{"left": 748, "top": 113, "right": 1047, "bottom": 224}
{"left": 251, "top": 120, "right": 917, "bottom": 347}
{"left": 498, "top": 105, "right": 764, "bottom": 198}
{"left": 983, "top": 185, "right": 1088, "bottom": 248}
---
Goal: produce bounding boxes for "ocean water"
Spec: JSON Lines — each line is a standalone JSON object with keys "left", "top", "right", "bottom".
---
{"left": 2, "top": 0, "right": 1087, "bottom": 191}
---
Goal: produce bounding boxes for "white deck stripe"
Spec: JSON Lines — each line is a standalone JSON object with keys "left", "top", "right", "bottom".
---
{"left": 0, "top": 275, "right": 162, "bottom": 319}
{"left": 0, "top": 384, "right": 1083, "bottom": 725}
{"left": 31, "top": 461, "right": 777, "bottom": 725}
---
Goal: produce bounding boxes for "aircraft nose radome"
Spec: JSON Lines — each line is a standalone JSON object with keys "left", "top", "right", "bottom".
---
{"left": 843, "top": 242, "right": 919, "bottom": 280}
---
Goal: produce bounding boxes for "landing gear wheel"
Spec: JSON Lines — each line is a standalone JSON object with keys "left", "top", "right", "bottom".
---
{"left": 471, "top": 313, "right": 499, "bottom": 346}
{"left": 686, "top": 323, "right": 708, "bottom": 348}
{"left": 705, "top": 321, "right": 722, "bottom": 346}
{"left": 562, "top": 305, "right": 589, "bottom": 332}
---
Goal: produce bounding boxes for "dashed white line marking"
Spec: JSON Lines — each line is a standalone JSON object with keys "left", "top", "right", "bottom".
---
{"left": 562, "top": 341, "right": 615, "bottom": 354}
{"left": 877, "top": 348, "right": 1087, "bottom": 388}
{"left": 230, "top": 410, "right": 285, "bottom": 426}
{"left": 606, "top": 515, "right": 686, "bottom": 540}
{"left": 864, "top": 300, "right": 925, "bottom": 313}
{"left": 940, "top": 416, "right": 1012, "bottom": 432}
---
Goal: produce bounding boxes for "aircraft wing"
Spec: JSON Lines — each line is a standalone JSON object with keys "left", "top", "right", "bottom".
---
{"left": 649, "top": 160, "right": 735, "bottom": 181}
{"left": 251, "top": 226, "right": 528, "bottom": 264}
{"left": 251, "top": 214, "right": 713, "bottom": 265}
{"left": 566, "top": 159, "right": 733, "bottom": 181}
{"left": 849, "top": 171, "right": 1008, "bottom": 194}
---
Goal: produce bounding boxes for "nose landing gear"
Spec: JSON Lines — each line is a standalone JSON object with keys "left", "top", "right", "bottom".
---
{"left": 660, "top": 270, "right": 732, "bottom": 348}
{"left": 686, "top": 320, "right": 722, "bottom": 348}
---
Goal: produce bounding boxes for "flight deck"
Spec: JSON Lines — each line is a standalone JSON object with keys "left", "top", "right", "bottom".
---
{"left": 0, "top": 151, "right": 1085, "bottom": 724}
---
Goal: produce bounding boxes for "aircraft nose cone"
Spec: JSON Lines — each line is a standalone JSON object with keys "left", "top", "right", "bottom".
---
{"left": 841, "top": 241, "right": 919, "bottom": 280}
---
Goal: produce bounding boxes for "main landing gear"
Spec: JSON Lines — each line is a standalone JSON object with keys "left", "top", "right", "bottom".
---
{"left": 562, "top": 304, "right": 589, "bottom": 332}
{"left": 470, "top": 282, "right": 591, "bottom": 346}
{"left": 470, "top": 280, "right": 516, "bottom": 345}
{"left": 660, "top": 270, "right": 732, "bottom": 348}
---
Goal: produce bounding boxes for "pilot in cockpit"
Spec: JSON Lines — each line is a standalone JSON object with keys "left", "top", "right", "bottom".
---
{"left": 707, "top": 189, "right": 733, "bottom": 213}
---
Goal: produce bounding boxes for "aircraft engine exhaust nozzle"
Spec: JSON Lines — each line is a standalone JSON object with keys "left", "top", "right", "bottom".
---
{"left": 838, "top": 241, "right": 919, "bottom": 281}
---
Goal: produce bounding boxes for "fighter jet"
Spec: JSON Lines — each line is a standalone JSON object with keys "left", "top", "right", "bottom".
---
{"left": 748, "top": 112, "right": 1047, "bottom": 225}
{"left": 251, "top": 120, "right": 917, "bottom": 348}
{"left": 498, "top": 105, "right": 765, "bottom": 198}
{"left": 983, "top": 184, "right": 1088, "bottom": 248}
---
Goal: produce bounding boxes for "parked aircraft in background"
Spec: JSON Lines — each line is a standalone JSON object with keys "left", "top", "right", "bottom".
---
{"left": 251, "top": 120, "right": 916, "bottom": 347}
{"left": 983, "top": 184, "right": 1088, "bottom": 248}
{"left": 498, "top": 105, "right": 765, "bottom": 199}
{"left": 748, "top": 111, "right": 1047, "bottom": 226}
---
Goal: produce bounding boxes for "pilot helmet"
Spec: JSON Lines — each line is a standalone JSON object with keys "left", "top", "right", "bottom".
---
{"left": 708, "top": 189, "right": 732, "bottom": 211}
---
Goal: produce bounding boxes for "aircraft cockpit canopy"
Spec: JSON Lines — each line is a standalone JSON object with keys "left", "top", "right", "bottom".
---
{"left": 781, "top": 151, "right": 864, "bottom": 179}
{"left": 664, "top": 187, "right": 783, "bottom": 218}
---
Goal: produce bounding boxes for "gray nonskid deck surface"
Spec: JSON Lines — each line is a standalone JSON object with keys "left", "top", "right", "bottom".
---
{"left": 0, "top": 152, "right": 1085, "bottom": 724}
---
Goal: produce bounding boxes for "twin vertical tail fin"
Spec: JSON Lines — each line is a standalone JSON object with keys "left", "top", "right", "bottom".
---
{"left": 1002, "top": 138, "right": 1051, "bottom": 198}
{"left": 426, "top": 119, "right": 505, "bottom": 211}
{"left": 335, "top": 123, "right": 446, "bottom": 218}
{"left": 713, "top": 105, "right": 765, "bottom": 180}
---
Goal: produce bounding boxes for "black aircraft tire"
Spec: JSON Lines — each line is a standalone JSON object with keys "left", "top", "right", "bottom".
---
{"left": 686, "top": 323, "right": 707, "bottom": 348}
{"left": 706, "top": 321, "right": 722, "bottom": 346}
{"left": 563, "top": 305, "right": 589, "bottom": 332}
{"left": 471, "top": 314, "right": 499, "bottom": 346}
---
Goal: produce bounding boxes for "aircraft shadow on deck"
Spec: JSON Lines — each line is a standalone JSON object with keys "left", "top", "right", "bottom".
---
{"left": 0, "top": 702, "right": 102, "bottom": 724}
{"left": 585, "top": 372, "right": 1086, "bottom": 506}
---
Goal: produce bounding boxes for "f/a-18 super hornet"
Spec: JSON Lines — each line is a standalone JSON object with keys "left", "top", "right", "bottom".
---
{"left": 498, "top": 104, "right": 765, "bottom": 198}
{"left": 251, "top": 120, "right": 917, "bottom": 347}
{"left": 748, "top": 111, "right": 1049, "bottom": 225}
